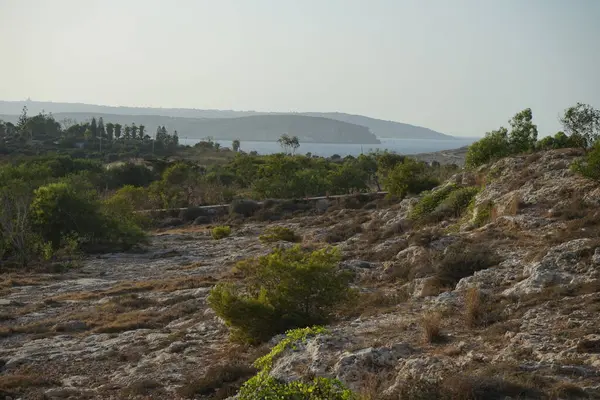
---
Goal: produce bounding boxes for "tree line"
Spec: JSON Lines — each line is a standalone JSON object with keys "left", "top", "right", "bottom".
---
{"left": 0, "top": 107, "right": 180, "bottom": 159}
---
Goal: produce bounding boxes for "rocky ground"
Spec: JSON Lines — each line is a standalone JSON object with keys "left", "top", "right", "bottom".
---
{"left": 2, "top": 148, "right": 600, "bottom": 399}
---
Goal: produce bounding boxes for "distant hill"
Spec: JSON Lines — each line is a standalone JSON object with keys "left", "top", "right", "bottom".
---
{"left": 0, "top": 111, "right": 380, "bottom": 144}
{"left": 300, "top": 112, "right": 453, "bottom": 140}
{"left": 0, "top": 100, "right": 454, "bottom": 142}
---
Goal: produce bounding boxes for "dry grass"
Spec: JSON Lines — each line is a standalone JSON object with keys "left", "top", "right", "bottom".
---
{"left": 0, "top": 373, "right": 59, "bottom": 398}
{"left": 434, "top": 241, "right": 499, "bottom": 286}
{"left": 324, "top": 222, "right": 363, "bottom": 243}
{"left": 342, "top": 289, "right": 409, "bottom": 318}
{"left": 464, "top": 287, "right": 482, "bottom": 328}
{"left": 177, "top": 363, "right": 256, "bottom": 399}
{"left": 1, "top": 293, "right": 201, "bottom": 338}
{"left": 421, "top": 311, "right": 443, "bottom": 344}
{"left": 52, "top": 275, "right": 217, "bottom": 301}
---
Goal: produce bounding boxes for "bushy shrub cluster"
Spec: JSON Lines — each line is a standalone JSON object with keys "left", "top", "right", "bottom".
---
{"left": 259, "top": 226, "right": 300, "bottom": 243}
{"left": 381, "top": 158, "right": 439, "bottom": 198}
{"left": 211, "top": 226, "right": 232, "bottom": 240}
{"left": 410, "top": 184, "right": 479, "bottom": 223}
{"left": 208, "top": 246, "right": 354, "bottom": 343}
{"left": 572, "top": 142, "right": 600, "bottom": 181}
{"left": 0, "top": 177, "right": 146, "bottom": 269}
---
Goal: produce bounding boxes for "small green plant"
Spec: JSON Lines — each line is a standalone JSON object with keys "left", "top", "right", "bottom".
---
{"left": 208, "top": 246, "right": 354, "bottom": 343}
{"left": 409, "top": 184, "right": 457, "bottom": 221}
{"left": 410, "top": 184, "right": 478, "bottom": 222}
{"left": 237, "top": 327, "right": 357, "bottom": 399}
{"left": 472, "top": 201, "right": 493, "bottom": 227}
{"left": 440, "top": 186, "right": 480, "bottom": 218}
{"left": 211, "top": 226, "right": 232, "bottom": 240}
{"left": 572, "top": 141, "right": 600, "bottom": 181}
{"left": 259, "top": 226, "right": 300, "bottom": 243}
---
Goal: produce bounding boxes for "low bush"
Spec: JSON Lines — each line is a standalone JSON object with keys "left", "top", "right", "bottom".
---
{"left": 572, "top": 141, "right": 600, "bottom": 181}
{"left": 208, "top": 247, "right": 354, "bottom": 343}
{"left": 179, "top": 207, "right": 210, "bottom": 222}
{"left": 259, "top": 226, "right": 300, "bottom": 243}
{"left": 410, "top": 185, "right": 480, "bottom": 223}
{"left": 211, "top": 226, "right": 231, "bottom": 240}
{"left": 409, "top": 184, "right": 457, "bottom": 221}
{"left": 230, "top": 199, "right": 261, "bottom": 218}
{"left": 472, "top": 201, "right": 494, "bottom": 227}
{"left": 440, "top": 186, "right": 480, "bottom": 218}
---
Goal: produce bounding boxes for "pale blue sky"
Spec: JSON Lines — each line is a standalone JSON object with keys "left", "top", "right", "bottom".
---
{"left": 1, "top": 0, "right": 599, "bottom": 137}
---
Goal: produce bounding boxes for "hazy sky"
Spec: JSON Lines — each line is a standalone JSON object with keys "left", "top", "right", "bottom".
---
{"left": 1, "top": 0, "right": 599, "bottom": 137}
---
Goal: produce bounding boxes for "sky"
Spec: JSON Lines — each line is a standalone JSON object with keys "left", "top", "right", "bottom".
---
{"left": 1, "top": 0, "right": 599, "bottom": 137}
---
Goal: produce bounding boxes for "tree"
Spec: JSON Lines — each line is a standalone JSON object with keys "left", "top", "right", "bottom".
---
{"left": 98, "top": 117, "right": 106, "bottom": 139}
{"left": 290, "top": 135, "right": 300, "bottom": 154}
{"left": 138, "top": 124, "right": 145, "bottom": 139}
{"left": 0, "top": 185, "right": 37, "bottom": 267}
{"left": 560, "top": 103, "right": 600, "bottom": 148}
{"left": 232, "top": 139, "right": 241, "bottom": 152}
{"left": 277, "top": 134, "right": 299, "bottom": 154}
{"left": 17, "top": 106, "right": 28, "bottom": 131}
{"left": 123, "top": 125, "right": 131, "bottom": 140}
{"left": 465, "top": 127, "right": 510, "bottom": 168}
{"left": 90, "top": 117, "right": 98, "bottom": 139}
{"left": 21, "top": 112, "right": 62, "bottom": 139}
{"left": 383, "top": 158, "right": 439, "bottom": 198}
{"left": 172, "top": 130, "right": 179, "bottom": 146}
{"left": 114, "top": 123, "right": 122, "bottom": 140}
{"left": 131, "top": 123, "right": 138, "bottom": 140}
{"left": 83, "top": 128, "right": 93, "bottom": 141}
{"left": 105, "top": 123, "right": 114, "bottom": 141}
{"left": 508, "top": 108, "right": 537, "bottom": 153}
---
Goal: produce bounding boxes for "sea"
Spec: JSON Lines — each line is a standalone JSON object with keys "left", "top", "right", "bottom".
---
{"left": 178, "top": 137, "right": 477, "bottom": 157}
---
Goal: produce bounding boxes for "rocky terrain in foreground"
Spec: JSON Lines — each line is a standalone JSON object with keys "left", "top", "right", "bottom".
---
{"left": 2, "top": 148, "right": 600, "bottom": 399}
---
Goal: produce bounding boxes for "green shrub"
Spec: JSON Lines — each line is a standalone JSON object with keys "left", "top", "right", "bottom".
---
{"left": 465, "top": 128, "right": 510, "bottom": 168}
{"left": 208, "top": 246, "right": 354, "bottom": 343}
{"left": 211, "top": 226, "right": 231, "bottom": 240}
{"left": 472, "top": 201, "right": 493, "bottom": 227}
{"left": 237, "top": 326, "right": 357, "bottom": 400}
{"left": 179, "top": 207, "right": 210, "bottom": 222}
{"left": 439, "top": 186, "right": 480, "bottom": 218}
{"left": 30, "top": 181, "right": 146, "bottom": 254}
{"left": 30, "top": 182, "right": 103, "bottom": 249}
{"left": 383, "top": 158, "right": 439, "bottom": 198}
{"left": 230, "top": 199, "right": 261, "bottom": 217}
{"left": 572, "top": 141, "right": 600, "bottom": 181}
{"left": 259, "top": 226, "right": 300, "bottom": 243}
{"left": 409, "top": 184, "right": 457, "bottom": 221}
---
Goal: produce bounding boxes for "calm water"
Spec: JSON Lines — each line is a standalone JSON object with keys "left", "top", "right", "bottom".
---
{"left": 179, "top": 137, "right": 477, "bottom": 157}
